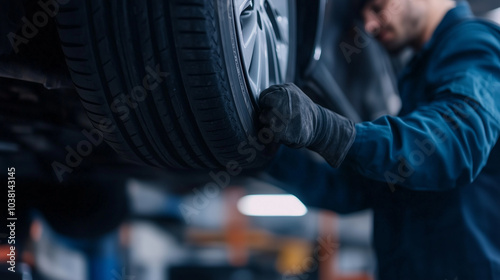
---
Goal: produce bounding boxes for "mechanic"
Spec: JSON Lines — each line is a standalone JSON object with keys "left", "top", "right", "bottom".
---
{"left": 258, "top": 0, "right": 500, "bottom": 279}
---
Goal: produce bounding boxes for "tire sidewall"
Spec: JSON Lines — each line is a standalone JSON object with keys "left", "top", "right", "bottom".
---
{"left": 216, "top": 0, "right": 297, "bottom": 167}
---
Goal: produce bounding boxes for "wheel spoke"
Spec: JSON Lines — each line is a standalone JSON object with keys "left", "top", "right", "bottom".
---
{"left": 240, "top": 11, "right": 258, "bottom": 66}
{"left": 248, "top": 27, "right": 261, "bottom": 89}
{"left": 240, "top": 13, "right": 257, "bottom": 47}
{"left": 259, "top": 26, "right": 269, "bottom": 92}
{"left": 267, "top": 0, "right": 289, "bottom": 44}
{"left": 234, "top": 0, "right": 252, "bottom": 15}
{"left": 263, "top": 13, "right": 280, "bottom": 85}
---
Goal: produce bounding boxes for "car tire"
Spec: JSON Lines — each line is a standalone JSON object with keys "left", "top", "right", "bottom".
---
{"left": 56, "top": 0, "right": 296, "bottom": 169}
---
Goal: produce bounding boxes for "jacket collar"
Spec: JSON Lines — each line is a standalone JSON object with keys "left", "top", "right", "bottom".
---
{"left": 421, "top": 1, "right": 474, "bottom": 53}
{"left": 400, "top": 1, "right": 474, "bottom": 78}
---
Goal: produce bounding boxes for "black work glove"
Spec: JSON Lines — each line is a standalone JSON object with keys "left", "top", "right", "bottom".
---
{"left": 258, "top": 83, "right": 356, "bottom": 168}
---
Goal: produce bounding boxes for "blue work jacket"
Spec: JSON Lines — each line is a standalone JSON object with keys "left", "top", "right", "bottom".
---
{"left": 265, "top": 2, "right": 500, "bottom": 279}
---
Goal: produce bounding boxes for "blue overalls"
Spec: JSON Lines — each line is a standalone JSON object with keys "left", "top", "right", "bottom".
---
{"left": 265, "top": 2, "right": 500, "bottom": 279}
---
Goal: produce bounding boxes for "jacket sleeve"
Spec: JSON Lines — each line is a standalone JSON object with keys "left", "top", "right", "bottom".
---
{"left": 346, "top": 22, "right": 500, "bottom": 191}
{"left": 261, "top": 147, "right": 383, "bottom": 214}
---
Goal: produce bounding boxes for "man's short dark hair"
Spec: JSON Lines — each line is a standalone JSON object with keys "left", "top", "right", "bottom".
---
{"left": 356, "top": 0, "right": 370, "bottom": 11}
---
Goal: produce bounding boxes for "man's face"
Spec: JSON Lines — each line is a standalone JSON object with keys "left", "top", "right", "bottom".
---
{"left": 362, "top": 0, "right": 427, "bottom": 52}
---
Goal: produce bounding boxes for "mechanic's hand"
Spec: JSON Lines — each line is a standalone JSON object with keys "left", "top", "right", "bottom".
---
{"left": 258, "top": 83, "right": 356, "bottom": 168}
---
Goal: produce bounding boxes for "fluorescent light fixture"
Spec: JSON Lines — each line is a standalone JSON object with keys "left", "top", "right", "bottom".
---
{"left": 237, "top": 194, "right": 308, "bottom": 217}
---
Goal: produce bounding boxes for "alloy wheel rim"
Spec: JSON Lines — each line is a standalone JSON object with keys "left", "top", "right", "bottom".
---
{"left": 233, "top": 0, "right": 290, "bottom": 101}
